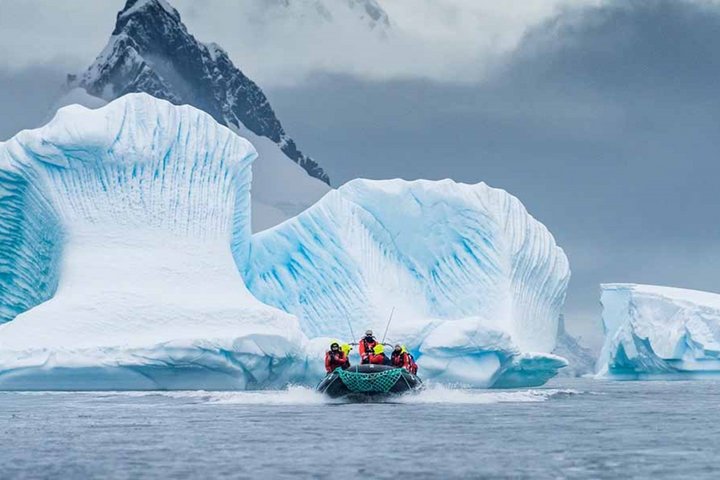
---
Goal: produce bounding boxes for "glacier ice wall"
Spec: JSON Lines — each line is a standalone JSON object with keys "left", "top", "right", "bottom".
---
{"left": 597, "top": 283, "right": 720, "bottom": 379}
{"left": 245, "top": 179, "right": 571, "bottom": 386}
{"left": 0, "top": 94, "right": 308, "bottom": 390}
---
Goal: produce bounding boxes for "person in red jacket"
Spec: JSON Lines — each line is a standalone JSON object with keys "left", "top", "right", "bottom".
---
{"left": 391, "top": 344, "right": 418, "bottom": 375}
{"left": 368, "top": 344, "right": 391, "bottom": 365}
{"left": 325, "top": 342, "right": 349, "bottom": 373}
{"left": 408, "top": 358, "right": 418, "bottom": 375}
{"left": 391, "top": 344, "right": 411, "bottom": 370}
{"left": 358, "top": 330, "right": 378, "bottom": 364}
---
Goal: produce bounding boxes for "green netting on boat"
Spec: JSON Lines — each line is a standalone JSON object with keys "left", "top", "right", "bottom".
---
{"left": 337, "top": 367, "right": 403, "bottom": 393}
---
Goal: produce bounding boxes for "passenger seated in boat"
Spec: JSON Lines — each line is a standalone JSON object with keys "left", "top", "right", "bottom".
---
{"left": 368, "top": 344, "right": 391, "bottom": 365}
{"left": 325, "top": 342, "right": 350, "bottom": 373}
{"left": 391, "top": 344, "right": 412, "bottom": 370}
{"left": 391, "top": 344, "right": 418, "bottom": 374}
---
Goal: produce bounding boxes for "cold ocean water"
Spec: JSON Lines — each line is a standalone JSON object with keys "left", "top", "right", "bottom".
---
{"left": 2, "top": 378, "right": 719, "bottom": 479}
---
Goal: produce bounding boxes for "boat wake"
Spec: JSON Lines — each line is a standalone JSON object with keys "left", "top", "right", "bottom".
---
{"left": 4, "top": 385, "right": 582, "bottom": 405}
{"left": 86, "top": 385, "right": 580, "bottom": 405}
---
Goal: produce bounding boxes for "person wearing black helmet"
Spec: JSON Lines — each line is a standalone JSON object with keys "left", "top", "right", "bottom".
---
{"left": 358, "top": 329, "right": 378, "bottom": 364}
{"left": 325, "top": 341, "right": 349, "bottom": 373}
{"left": 391, "top": 344, "right": 411, "bottom": 371}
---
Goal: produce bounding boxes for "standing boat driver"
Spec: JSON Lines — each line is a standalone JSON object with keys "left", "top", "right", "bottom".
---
{"left": 368, "top": 344, "right": 392, "bottom": 365}
{"left": 358, "top": 329, "right": 378, "bottom": 364}
{"left": 325, "top": 342, "right": 350, "bottom": 373}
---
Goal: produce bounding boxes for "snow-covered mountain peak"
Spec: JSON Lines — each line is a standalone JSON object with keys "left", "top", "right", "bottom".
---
{"left": 117, "top": 0, "right": 179, "bottom": 24}
{"left": 347, "top": 0, "right": 389, "bottom": 29}
{"left": 270, "top": 0, "right": 389, "bottom": 31}
{"left": 62, "top": 0, "right": 332, "bottom": 231}
{"left": 70, "top": 0, "right": 329, "bottom": 187}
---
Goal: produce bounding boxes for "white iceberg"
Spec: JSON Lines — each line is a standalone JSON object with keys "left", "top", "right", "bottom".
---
{"left": 0, "top": 94, "right": 308, "bottom": 390}
{"left": 245, "top": 178, "right": 571, "bottom": 387}
{"left": 597, "top": 283, "right": 720, "bottom": 379}
{"left": 0, "top": 93, "right": 571, "bottom": 389}
{"left": 51, "top": 89, "right": 331, "bottom": 234}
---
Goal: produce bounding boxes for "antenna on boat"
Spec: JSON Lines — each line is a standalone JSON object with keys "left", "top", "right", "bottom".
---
{"left": 348, "top": 318, "right": 356, "bottom": 343}
{"left": 381, "top": 307, "right": 395, "bottom": 344}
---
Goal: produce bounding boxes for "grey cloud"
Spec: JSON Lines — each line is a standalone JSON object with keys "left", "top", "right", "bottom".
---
{"left": 267, "top": 0, "right": 720, "bottom": 345}
{"left": 1, "top": 0, "right": 718, "bottom": 347}
{"left": 0, "top": 66, "right": 67, "bottom": 140}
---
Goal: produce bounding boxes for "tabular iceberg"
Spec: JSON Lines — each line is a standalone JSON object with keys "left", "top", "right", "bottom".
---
{"left": 0, "top": 94, "right": 308, "bottom": 390}
{"left": 245, "top": 179, "right": 571, "bottom": 387}
{"left": 597, "top": 283, "right": 720, "bottom": 379}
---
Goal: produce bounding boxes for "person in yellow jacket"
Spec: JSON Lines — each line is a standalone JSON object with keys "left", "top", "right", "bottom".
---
{"left": 368, "top": 343, "right": 391, "bottom": 365}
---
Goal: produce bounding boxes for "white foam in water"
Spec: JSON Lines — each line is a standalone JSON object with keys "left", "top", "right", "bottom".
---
{"left": 199, "top": 386, "right": 329, "bottom": 405}
{"left": 71, "top": 385, "right": 580, "bottom": 405}
{"left": 396, "top": 385, "right": 580, "bottom": 405}
{"left": 68, "top": 386, "right": 332, "bottom": 405}
{"left": 3, "top": 386, "right": 581, "bottom": 405}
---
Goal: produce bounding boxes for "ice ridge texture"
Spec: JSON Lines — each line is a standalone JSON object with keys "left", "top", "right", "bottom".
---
{"left": 245, "top": 179, "right": 571, "bottom": 387}
{"left": 0, "top": 94, "right": 307, "bottom": 390}
{"left": 0, "top": 93, "right": 571, "bottom": 389}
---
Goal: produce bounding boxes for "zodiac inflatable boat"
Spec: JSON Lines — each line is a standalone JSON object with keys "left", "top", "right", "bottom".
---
{"left": 316, "top": 364, "right": 423, "bottom": 398}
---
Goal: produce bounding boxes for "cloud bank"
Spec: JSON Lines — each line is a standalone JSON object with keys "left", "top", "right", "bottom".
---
{"left": 0, "top": 0, "right": 591, "bottom": 85}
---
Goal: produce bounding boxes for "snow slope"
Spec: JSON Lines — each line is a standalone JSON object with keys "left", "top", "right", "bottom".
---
{"left": 0, "top": 94, "right": 308, "bottom": 390}
{"left": 61, "top": 0, "right": 331, "bottom": 231}
{"left": 245, "top": 179, "right": 571, "bottom": 387}
{"left": 597, "top": 283, "right": 720, "bottom": 379}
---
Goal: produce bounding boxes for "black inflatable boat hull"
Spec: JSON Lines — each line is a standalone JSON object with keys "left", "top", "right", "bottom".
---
{"left": 316, "top": 364, "right": 422, "bottom": 398}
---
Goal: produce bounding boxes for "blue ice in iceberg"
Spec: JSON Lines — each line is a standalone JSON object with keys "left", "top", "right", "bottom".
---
{"left": 0, "top": 94, "right": 308, "bottom": 390}
{"left": 245, "top": 178, "right": 571, "bottom": 387}
{"left": 0, "top": 93, "right": 571, "bottom": 389}
{"left": 597, "top": 283, "right": 720, "bottom": 379}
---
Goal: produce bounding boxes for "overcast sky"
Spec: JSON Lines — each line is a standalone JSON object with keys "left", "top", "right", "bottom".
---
{"left": 1, "top": 0, "right": 719, "bottom": 348}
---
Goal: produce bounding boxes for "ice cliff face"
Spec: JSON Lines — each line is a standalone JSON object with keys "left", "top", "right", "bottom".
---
{"left": 245, "top": 179, "right": 571, "bottom": 387}
{"left": 65, "top": 0, "right": 330, "bottom": 231}
{"left": 0, "top": 94, "right": 307, "bottom": 389}
{"left": 597, "top": 284, "right": 720, "bottom": 379}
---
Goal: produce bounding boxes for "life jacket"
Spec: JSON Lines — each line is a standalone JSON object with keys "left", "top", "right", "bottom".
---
{"left": 358, "top": 337, "right": 378, "bottom": 361}
{"left": 391, "top": 351, "right": 411, "bottom": 369}
{"left": 407, "top": 353, "right": 418, "bottom": 375}
{"left": 325, "top": 350, "right": 348, "bottom": 373}
{"left": 368, "top": 352, "right": 389, "bottom": 365}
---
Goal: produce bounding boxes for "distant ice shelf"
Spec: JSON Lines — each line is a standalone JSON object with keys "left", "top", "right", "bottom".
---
{"left": 597, "top": 283, "right": 720, "bottom": 379}
{"left": 0, "top": 93, "right": 571, "bottom": 390}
